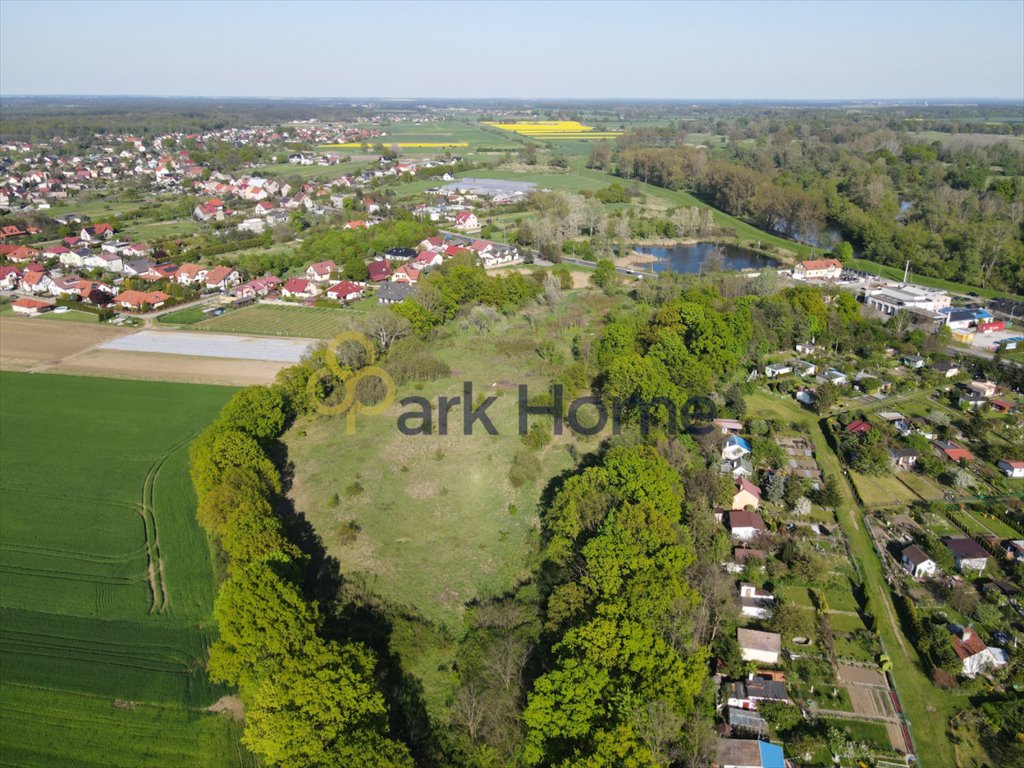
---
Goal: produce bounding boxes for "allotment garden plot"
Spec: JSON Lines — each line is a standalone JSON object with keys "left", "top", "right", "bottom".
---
{"left": 0, "top": 372, "right": 250, "bottom": 767}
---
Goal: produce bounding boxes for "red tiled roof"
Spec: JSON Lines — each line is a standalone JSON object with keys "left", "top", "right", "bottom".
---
{"left": 950, "top": 627, "right": 988, "bottom": 660}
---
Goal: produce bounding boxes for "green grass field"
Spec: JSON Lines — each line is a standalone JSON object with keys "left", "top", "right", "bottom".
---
{"left": 849, "top": 471, "right": 922, "bottom": 507}
{"left": 895, "top": 470, "right": 947, "bottom": 501}
{"left": 0, "top": 372, "right": 249, "bottom": 767}
{"left": 193, "top": 303, "right": 368, "bottom": 338}
{"left": 157, "top": 306, "right": 208, "bottom": 325}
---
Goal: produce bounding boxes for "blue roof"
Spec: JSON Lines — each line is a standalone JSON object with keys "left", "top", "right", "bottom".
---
{"left": 726, "top": 436, "right": 751, "bottom": 451}
{"left": 759, "top": 741, "right": 785, "bottom": 768}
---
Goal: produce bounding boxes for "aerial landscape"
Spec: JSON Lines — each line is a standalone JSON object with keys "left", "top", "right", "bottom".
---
{"left": 0, "top": 1, "right": 1022, "bottom": 766}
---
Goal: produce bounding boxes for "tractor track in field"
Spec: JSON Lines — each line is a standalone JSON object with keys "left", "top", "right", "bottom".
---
{"left": 138, "top": 436, "right": 192, "bottom": 615}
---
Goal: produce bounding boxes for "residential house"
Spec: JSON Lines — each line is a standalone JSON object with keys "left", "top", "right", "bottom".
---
{"left": 901, "top": 544, "right": 936, "bottom": 578}
{"left": 384, "top": 247, "right": 417, "bottom": 261}
{"left": 950, "top": 626, "right": 1005, "bottom": 678}
{"left": 739, "top": 583, "right": 775, "bottom": 619}
{"left": 453, "top": 210, "right": 479, "bottom": 230}
{"left": 722, "top": 436, "right": 751, "bottom": 462}
{"left": 418, "top": 236, "right": 444, "bottom": 251}
{"left": 903, "top": 355, "right": 926, "bottom": 369}
{"left": 935, "top": 441, "right": 974, "bottom": 463}
{"left": 945, "top": 537, "right": 989, "bottom": 573}
{"left": 305, "top": 260, "right": 337, "bottom": 282}
{"left": 714, "top": 418, "right": 744, "bottom": 435}
{"left": 414, "top": 250, "right": 444, "bottom": 269}
{"left": 204, "top": 266, "right": 240, "bottom": 291}
{"left": 79, "top": 223, "right": 114, "bottom": 242}
{"left": 175, "top": 263, "right": 208, "bottom": 285}
{"left": 932, "top": 360, "right": 960, "bottom": 378}
{"left": 821, "top": 368, "right": 848, "bottom": 386}
{"left": 123, "top": 243, "right": 152, "bottom": 258}
{"left": 391, "top": 264, "right": 421, "bottom": 284}
{"left": 716, "top": 738, "right": 785, "bottom": 768}
{"left": 86, "top": 251, "right": 122, "bottom": 273}
{"left": 115, "top": 290, "right": 170, "bottom": 310}
{"left": 281, "top": 278, "right": 318, "bottom": 298}
{"left": 122, "top": 258, "right": 155, "bottom": 276}
{"left": 997, "top": 459, "right": 1024, "bottom": 479}
{"left": 879, "top": 411, "right": 912, "bottom": 435}
{"left": 990, "top": 399, "right": 1015, "bottom": 414}
{"left": 737, "top": 629, "right": 781, "bottom": 664}
{"left": 326, "top": 281, "right": 364, "bottom": 302}
{"left": 342, "top": 219, "right": 368, "bottom": 230}
{"left": 732, "top": 478, "right": 762, "bottom": 511}
{"left": 367, "top": 260, "right": 393, "bottom": 282}
{"left": 726, "top": 509, "right": 765, "bottom": 542}
{"left": 845, "top": 419, "right": 871, "bottom": 435}
{"left": 20, "top": 269, "right": 52, "bottom": 294}
{"left": 792, "top": 258, "right": 843, "bottom": 280}
{"left": 959, "top": 391, "right": 988, "bottom": 410}
{"left": 378, "top": 281, "right": 412, "bottom": 304}
{"left": 890, "top": 448, "right": 919, "bottom": 470}
{"left": 0, "top": 266, "right": 21, "bottom": 289}
{"left": 726, "top": 678, "right": 789, "bottom": 710}
{"left": 764, "top": 362, "right": 793, "bottom": 378}
{"left": 793, "top": 359, "right": 817, "bottom": 377}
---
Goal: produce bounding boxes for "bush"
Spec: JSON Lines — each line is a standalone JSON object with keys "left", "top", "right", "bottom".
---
{"left": 509, "top": 449, "right": 542, "bottom": 487}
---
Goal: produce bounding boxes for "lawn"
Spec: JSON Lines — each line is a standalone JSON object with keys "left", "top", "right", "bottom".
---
{"left": 157, "top": 306, "right": 208, "bottom": 325}
{"left": 896, "top": 471, "right": 947, "bottom": 501}
{"left": 822, "top": 718, "right": 899, "bottom": 754}
{"left": 849, "top": 471, "right": 921, "bottom": 507}
{"left": 193, "top": 302, "right": 367, "bottom": 338}
{"left": 0, "top": 372, "right": 248, "bottom": 767}
{"left": 38, "top": 309, "right": 99, "bottom": 323}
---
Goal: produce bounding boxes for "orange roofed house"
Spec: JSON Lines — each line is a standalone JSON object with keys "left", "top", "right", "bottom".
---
{"left": 793, "top": 258, "right": 843, "bottom": 280}
{"left": 115, "top": 290, "right": 171, "bottom": 311}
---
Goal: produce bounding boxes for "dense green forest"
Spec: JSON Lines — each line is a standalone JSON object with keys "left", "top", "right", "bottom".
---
{"left": 610, "top": 109, "right": 1024, "bottom": 294}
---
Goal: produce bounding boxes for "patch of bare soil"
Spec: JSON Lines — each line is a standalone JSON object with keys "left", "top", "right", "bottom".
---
{"left": 51, "top": 349, "right": 286, "bottom": 385}
{"left": 0, "top": 316, "right": 128, "bottom": 369}
{"left": 206, "top": 695, "right": 245, "bottom": 722}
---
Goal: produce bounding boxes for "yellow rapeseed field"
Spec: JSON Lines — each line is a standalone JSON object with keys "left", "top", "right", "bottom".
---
{"left": 483, "top": 121, "right": 622, "bottom": 140}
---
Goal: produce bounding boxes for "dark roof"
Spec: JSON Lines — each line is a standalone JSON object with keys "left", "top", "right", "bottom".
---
{"left": 945, "top": 537, "right": 989, "bottom": 560}
{"left": 727, "top": 510, "right": 765, "bottom": 531}
{"left": 378, "top": 282, "right": 412, "bottom": 302}
{"left": 902, "top": 544, "right": 932, "bottom": 567}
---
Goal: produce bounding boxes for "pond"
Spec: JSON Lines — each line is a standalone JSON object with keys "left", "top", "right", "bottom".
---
{"left": 634, "top": 242, "right": 779, "bottom": 274}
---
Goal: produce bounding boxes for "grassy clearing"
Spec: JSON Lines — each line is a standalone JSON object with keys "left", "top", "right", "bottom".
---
{"left": 848, "top": 258, "right": 1023, "bottom": 300}
{"left": 850, "top": 471, "right": 922, "bottom": 507}
{"left": 896, "top": 471, "right": 947, "bottom": 501}
{"left": 0, "top": 372, "right": 246, "bottom": 767}
{"left": 193, "top": 303, "right": 366, "bottom": 338}
{"left": 283, "top": 290, "right": 614, "bottom": 713}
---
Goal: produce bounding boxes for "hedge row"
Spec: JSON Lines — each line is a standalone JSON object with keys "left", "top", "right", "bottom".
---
{"left": 189, "top": 384, "right": 411, "bottom": 768}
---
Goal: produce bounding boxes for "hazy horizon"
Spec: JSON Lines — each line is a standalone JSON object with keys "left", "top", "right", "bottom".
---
{"left": 2, "top": 0, "right": 1022, "bottom": 101}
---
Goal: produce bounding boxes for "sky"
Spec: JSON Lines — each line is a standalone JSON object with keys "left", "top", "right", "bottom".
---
{"left": 1, "top": 0, "right": 1022, "bottom": 100}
